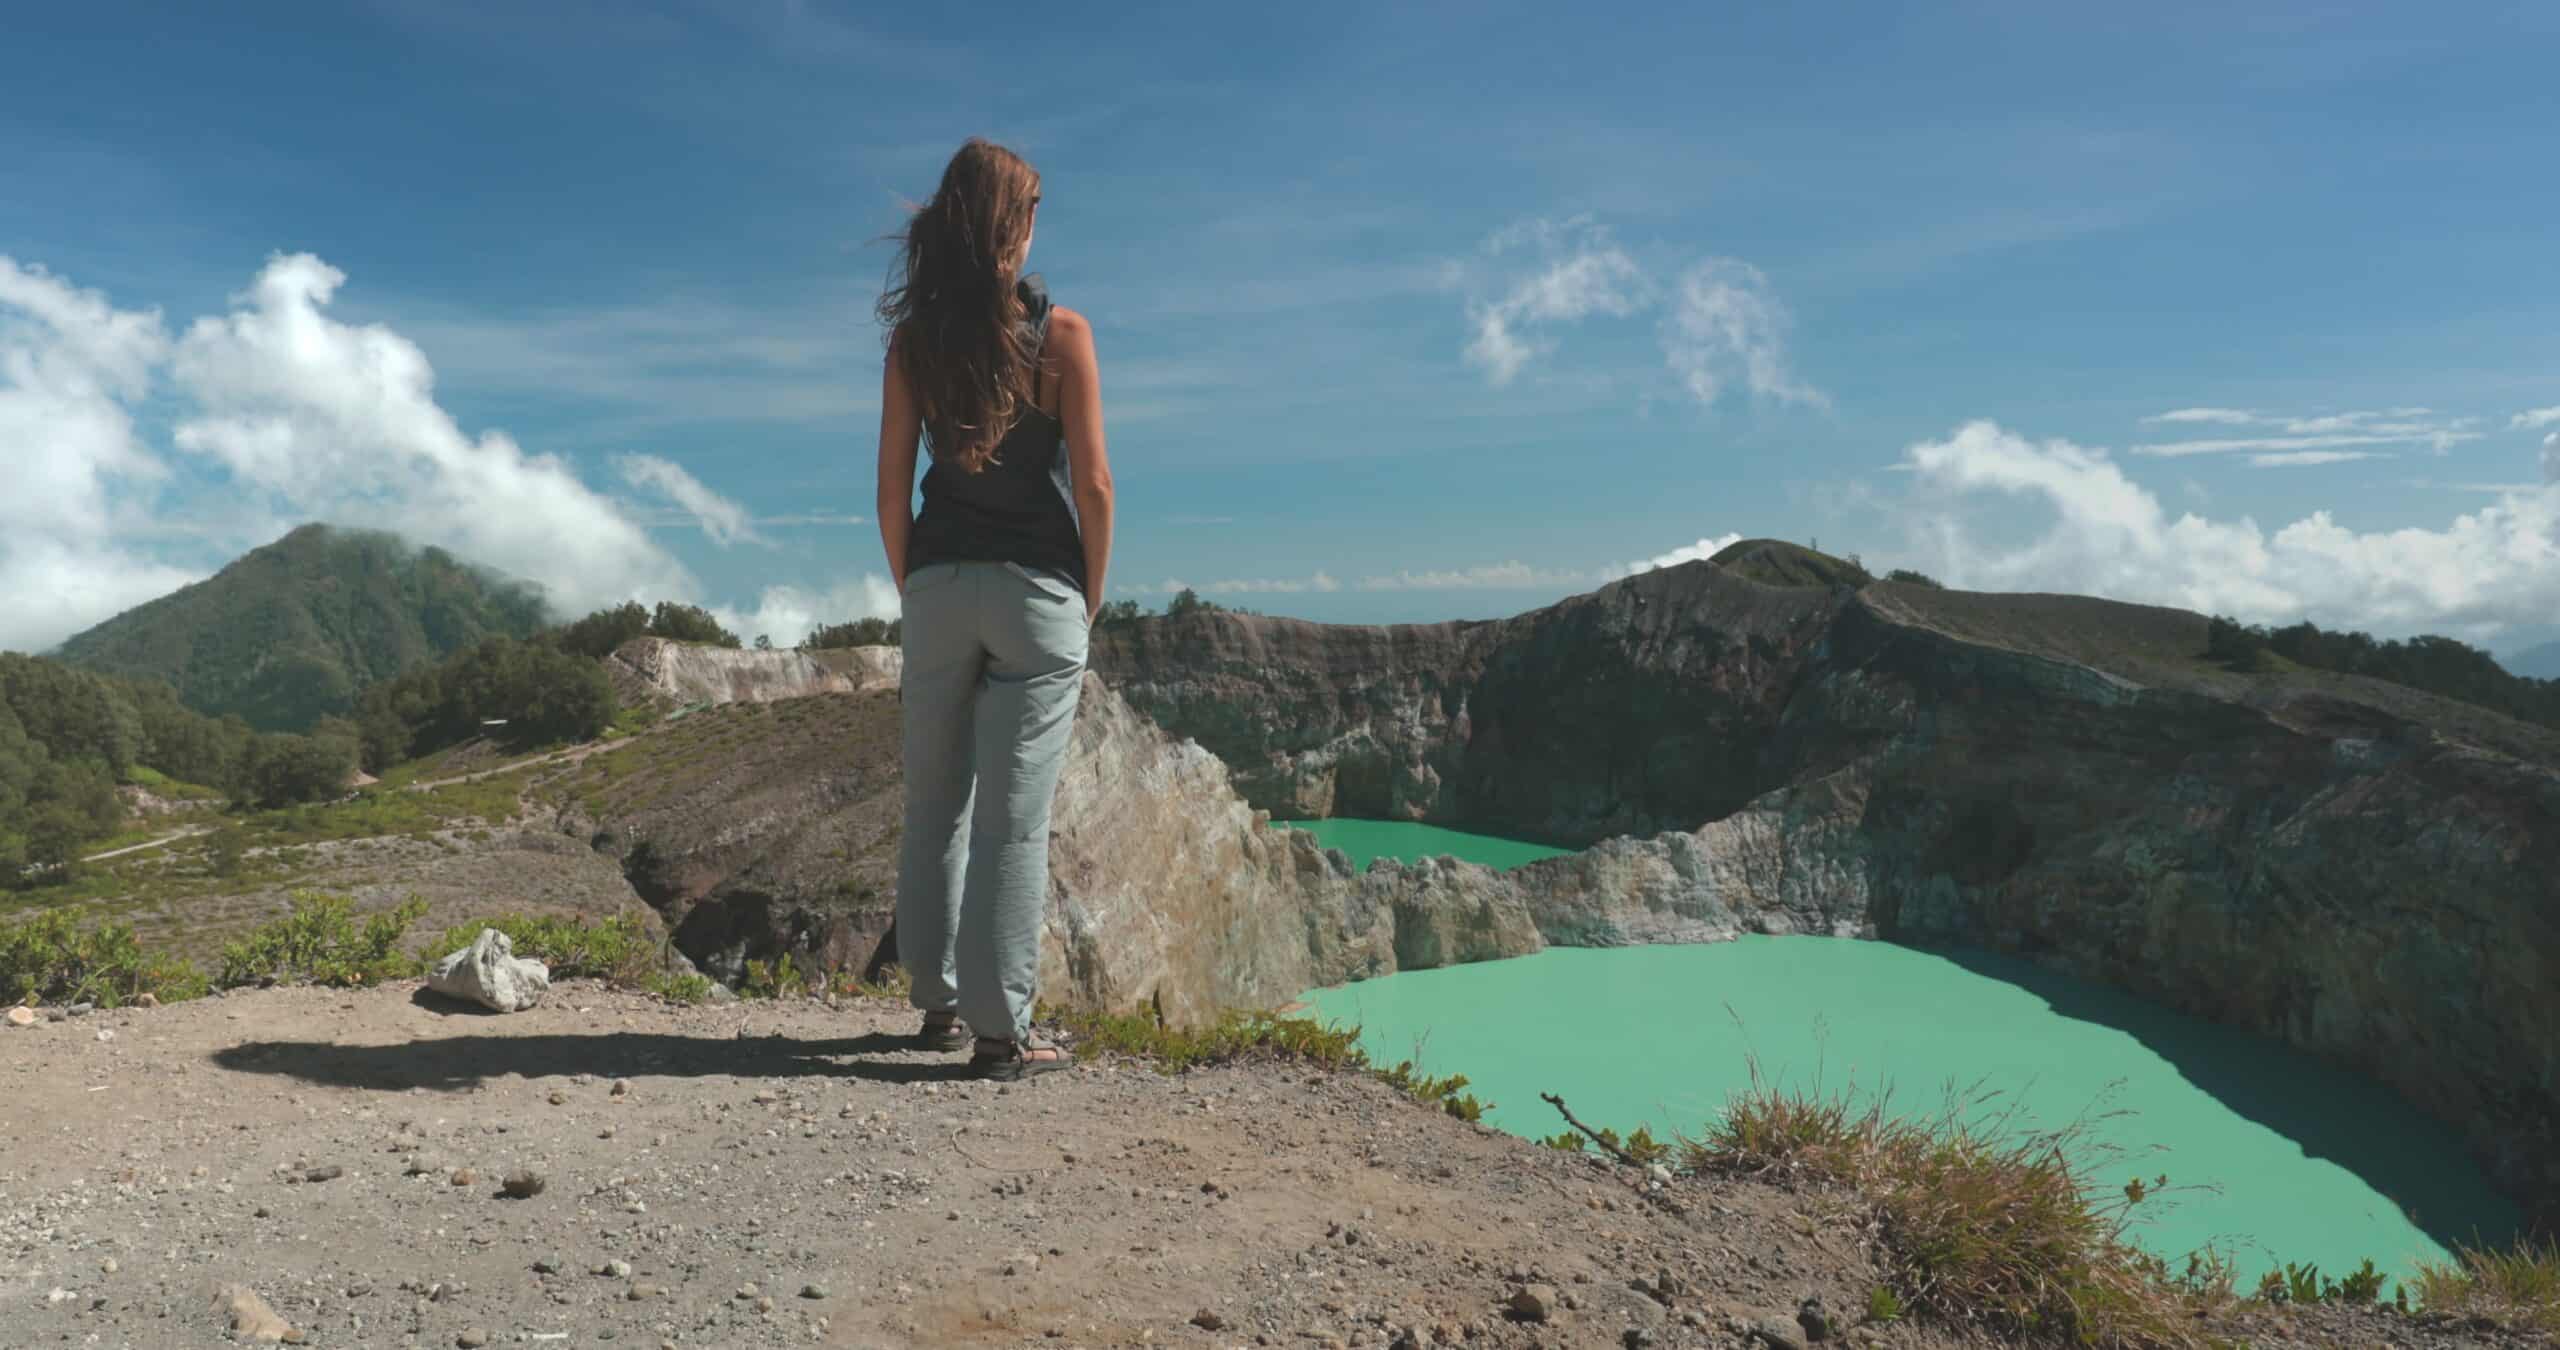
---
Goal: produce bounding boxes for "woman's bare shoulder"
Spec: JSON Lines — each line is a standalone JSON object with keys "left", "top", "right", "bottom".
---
{"left": 1049, "top": 304, "right": 1092, "bottom": 343}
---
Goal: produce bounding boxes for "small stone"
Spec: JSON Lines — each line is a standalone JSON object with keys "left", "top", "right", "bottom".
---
{"left": 736, "top": 1283, "right": 760, "bottom": 1300}
{"left": 136, "top": 992, "right": 159, "bottom": 1008}
{"left": 457, "top": 1330, "right": 490, "bottom": 1349}
{"left": 627, "top": 1283, "right": 664, "bottom": 1301}
{"left": 548, "top": 1088, "right": 568, "bottom": 1105}
{"left": 252, "top": 1204, "right": 272, "bottom": 1219}
{"left": 213, "top": 1283, "right": 301, "bottom": 1343}
{"left": 1622, "top": 1330, "right": 1657, "bottom": 1350}
{"left": 1509, "top": 1285, "right": 1559, "bottom": 1323}
{"left": 1191, "top": 1308, "right": 1226, "bottom": 1331}
{"left": 1752, "top": 1315, "right": 1810, "bottom": 1350}
{"left": 95, "top": 1028, "right": 116, "bottom": 1043}
{"left": 500, "top": 1169, "right": 545, "bottom": 1199}
{"left": 610, "top": 1079, "right": 629, "bottom": 1098}
{"left": 531, "top": 1257, "right": 562, "bottom": 1275}
{"left": 753, "top": 1088, "right": 780, "bottom": 1104}
{"left": 65, "top": 1001, "right": 93, "bottom": 1017}
{"left": 755, "top": 1296, "right": 774, "bottom": 1314}
{"left": 303, "top": 1164, "right": 343, "bottom": 1183}
{"left": 598, "top": 1124, "right": 617, "bottom": 1139}
{"left": 800, "top": 1283, "right": 828, "bottom": 1299}
{"left": 46, "top": 1287, "right": 74, "bottom": 1305}
{"left": 598, "top": 1260, "right": 632, "bottom": 1278}
{"left": 5, "top": 1006, "right": 34, "bottom": 1027}
{"left": 450, "top": 1167, "right": 478, "bottom": 1187}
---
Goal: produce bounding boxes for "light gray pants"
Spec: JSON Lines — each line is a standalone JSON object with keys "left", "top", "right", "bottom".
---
{"left": 896, "top": 559, "right": 1089, "bottom": 1043}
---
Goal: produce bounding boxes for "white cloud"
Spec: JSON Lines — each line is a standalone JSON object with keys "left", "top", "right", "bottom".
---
{"left": 1603, "top": 533, "right": 1745, "bottom": 579}
{"left": 1660, "top": 260, "right": 1826, "bottom": 410}
{"left": 2544, "top": 431, "right": 2559, "bottom": 484}
{"left": 0, "top": 252, "right": 883, "bottom": 653}
{"left": 713, "top": 576, "right": 901, "bottom": 647}
{"left": 2512, "top": 407, "right": 2560, "bottom": 431}
{"left": 2135, "top": 430, "right": 2479, "bottom": 458}
{"left": 1459, "top": 218, "right": 1649, "bottom": 386}
{"left": 0, "top": 258, "right": 205, "bottom": 652}
{"left": 1354, "top": 562, "right": 1596, "bottom": 591}
{"left": 615, "top": 453, "right": 764, "bottom": 548}
{"left": 1452, "top": 218, "right": 1824, "bottom": 412}
{"left": 166, "top": 254, "right": 699, "bottom": 618}
{"left": 2133, "top": 408, "right": 2475, "bottom": 459}
{"left": 1141, "top": 572, "right": 1341, "bottom": 596}
{"left": 2145, "top": 407, "right": 2260, "bottom": 424}
{"left": 2247, "top": 450, "right": 2390, "bottom": 467}
{"left": 1893, "top": 419, "right": 2560, "bottom": 638}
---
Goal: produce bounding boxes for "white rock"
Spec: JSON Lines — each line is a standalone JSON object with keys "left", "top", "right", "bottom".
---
{"left": 426, "top": 929, "right": 552, "bottom": 1013}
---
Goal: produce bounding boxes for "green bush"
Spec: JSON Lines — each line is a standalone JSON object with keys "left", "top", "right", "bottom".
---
{"left": 0, "top": 909, "right": 208, "bottom": 1007}
{"left": 217, "top": 892, "right": 425, "bottom": 989}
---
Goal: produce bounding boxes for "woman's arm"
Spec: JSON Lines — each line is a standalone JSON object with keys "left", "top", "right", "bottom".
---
{"left": 876, "top": 331, "right": 923, "bottom": 592}
{"left": 1050, "top": 306, "right": 1115, "bottom": 622}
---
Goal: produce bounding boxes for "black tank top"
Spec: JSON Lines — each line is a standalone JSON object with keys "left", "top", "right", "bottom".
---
{"left": 904, "top": 274, "right": 1086, "bottom": 594}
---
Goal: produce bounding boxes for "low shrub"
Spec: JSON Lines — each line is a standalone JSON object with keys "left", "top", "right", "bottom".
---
{"left": 1046, "top": 1003, "right": 1494, "bottom": 1120}
{"left": 216, "top": 892, "right": 426, "bottom": 989}
{"left": 0, "top": 909, "right": 208, "bottom": 1007}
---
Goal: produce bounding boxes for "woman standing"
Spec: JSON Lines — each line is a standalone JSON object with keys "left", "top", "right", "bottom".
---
{"left": 874, "top": 138, "right": 1114, "bottom": 1081}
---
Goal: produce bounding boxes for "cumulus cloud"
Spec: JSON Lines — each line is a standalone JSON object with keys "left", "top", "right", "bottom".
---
{"left": 0, "top": 259, "right": 206, "bottom": 651}
{"left": 0, "top": 252, "right": 879, "bottom": 652}
{"left": 2511, "top": 407, "right": 2560, "bottom": 431}
{"left": 1605, "top": 533, "right": 1745, "bottom": 578}
{"left": 2545, "top": 431, "right": 2560, "bottom": 484}
{"left": 1452, "top": 217, "right": 1822, "bottom": 410}
{"left": 1893, "top": 419, "right": 2560, "bottom": 638}
{"left": 712, "top": 575, "right": 901, "bottom": 647}
{"left": 1659, "top": 261, "right": 1825, "bottom": 409}
{"left": 615, "top": 453, "right": 764, "bottom": 547}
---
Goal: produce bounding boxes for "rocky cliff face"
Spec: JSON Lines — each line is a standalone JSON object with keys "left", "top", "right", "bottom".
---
{"left": 606, "top": 637, "right": 899, "bottom": 708}
{"left": 1091, "top": 564, "right": 2560, "bottom": 1232}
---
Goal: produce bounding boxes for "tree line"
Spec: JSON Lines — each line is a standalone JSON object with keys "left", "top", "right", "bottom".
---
{"left": 1, "top": 654, "right": 363, "bottom": 884}
{"left": 2207, "top": 615, "right": 2560, "bottom": 730}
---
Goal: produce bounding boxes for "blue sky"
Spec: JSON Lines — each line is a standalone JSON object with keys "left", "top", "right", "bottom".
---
{"left": 4, "top": 1, "right": 2558, "bottom": 654}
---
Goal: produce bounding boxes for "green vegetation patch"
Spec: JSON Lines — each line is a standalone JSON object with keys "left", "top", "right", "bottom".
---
{"left": 1050, "top": 1003, "right": 1487, "bottom": 1121}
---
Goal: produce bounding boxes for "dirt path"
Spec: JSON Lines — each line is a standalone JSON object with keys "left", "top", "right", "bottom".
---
{"left": 406, "top": 740, "right": 614, "bottom": 794}
{"left": 78, "top": 824, "right": 215, "bottom": 864}
{"left": 0, "top": 985, "right": 2524, "bottom": 1349}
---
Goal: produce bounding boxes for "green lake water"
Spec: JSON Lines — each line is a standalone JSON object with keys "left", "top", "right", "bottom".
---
{"left": 1290, "top": 820, "right": 2523, "bottom": 1287}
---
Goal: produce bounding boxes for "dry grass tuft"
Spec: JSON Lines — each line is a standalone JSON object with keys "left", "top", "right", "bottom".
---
{"left": 1682, "top": 1055, "right": 2226, "bottom": 1349}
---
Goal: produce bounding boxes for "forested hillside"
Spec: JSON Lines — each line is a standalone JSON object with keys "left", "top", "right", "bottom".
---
{"left": 51, "top": 524, "right": 550, "bottom": 732}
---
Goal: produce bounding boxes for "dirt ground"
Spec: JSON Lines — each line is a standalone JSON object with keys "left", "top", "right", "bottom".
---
{"left": 0, "top": 984, "right": 2536, "bottom": 1349}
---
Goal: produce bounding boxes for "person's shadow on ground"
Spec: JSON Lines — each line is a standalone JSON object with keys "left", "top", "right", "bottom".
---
{"left": 211, "top": 1023, "right": 978, "bottom": 1091}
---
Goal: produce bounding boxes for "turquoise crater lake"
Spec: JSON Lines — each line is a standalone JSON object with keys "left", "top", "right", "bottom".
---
{"left": 1286, "top": 819, "right": 2522, "bottom": 1287}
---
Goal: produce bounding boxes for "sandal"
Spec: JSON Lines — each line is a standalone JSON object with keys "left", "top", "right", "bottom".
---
{"left": 970, "top": 1035, "right": 1075, "bottom": 1081}
{"left": 916, "top": 1010, "right": 972, "bottom": 1052}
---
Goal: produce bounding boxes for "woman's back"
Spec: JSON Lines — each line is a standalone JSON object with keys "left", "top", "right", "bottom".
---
{"left": 905, "top": 273, "right": 1088, "bottom": 593}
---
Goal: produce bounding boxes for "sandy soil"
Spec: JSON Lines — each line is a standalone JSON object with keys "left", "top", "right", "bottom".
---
{"left": 0, "top": 984, "right": 2535, "bottom": 1349}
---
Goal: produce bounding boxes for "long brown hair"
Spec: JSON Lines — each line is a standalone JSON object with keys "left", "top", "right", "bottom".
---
{"left": 876, "top": 138, "right": 1042, "bottom": 475}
